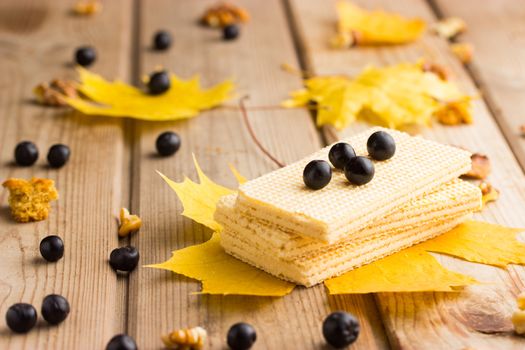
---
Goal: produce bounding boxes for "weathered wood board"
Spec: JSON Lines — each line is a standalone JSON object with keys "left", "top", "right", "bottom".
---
{"left": 0, "top": 0, "right": 132, "bottom": 348}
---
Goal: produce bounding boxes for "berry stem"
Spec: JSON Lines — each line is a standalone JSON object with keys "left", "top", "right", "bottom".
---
{"left": 239, "top": 96, "right": 286, "bottom": 168}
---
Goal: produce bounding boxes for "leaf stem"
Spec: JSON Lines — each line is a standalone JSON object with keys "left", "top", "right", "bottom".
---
{"left": 239, "top": 96, "right": 286, "bottom": 168}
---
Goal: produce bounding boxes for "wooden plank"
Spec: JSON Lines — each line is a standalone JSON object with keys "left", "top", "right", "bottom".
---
{"left": 287, "top": 0, "right": 525, "bottom": 348}
{"left": 0, "top": 0, "right": 132, "bottom": 348}
{"left": 127, "top": 0, "right": 388, "bottom": 349}
{"left": 432, "top": 0, "right": 525, "bottom": 169}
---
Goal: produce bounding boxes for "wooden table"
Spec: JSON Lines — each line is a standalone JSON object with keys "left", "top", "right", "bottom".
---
{"left": 1, "top": 0, "right": 525, "bottom": 349}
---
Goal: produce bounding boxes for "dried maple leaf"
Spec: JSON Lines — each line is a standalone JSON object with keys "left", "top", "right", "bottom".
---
{"left": 333, "top": 1, "right": 425, "bottom": 47}
{"left": 63, "top": 67, "right": 235, "bottom": 121}
{"left": 283, "top": 62, "right": 472, "bottom": 130}
{"left": 464, "top": 153, "right": 491, "bottom": 179}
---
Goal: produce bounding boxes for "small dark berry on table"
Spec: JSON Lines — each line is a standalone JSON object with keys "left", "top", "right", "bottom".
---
{"left": 303, "top": 160, "right": 332, "bottom": 190}
{"left": 109, "top": 246, "right": 140, "bottom": 272}
{"left": 153, "top": 30, "right": 172, "bottom": 50}
{"left": 5, "top": 303, "right": 37, "bottom": 333}
{"left": 322, "top": 311, "right": 360, "bottom": 348}
{"left": 47, "top": 144, "right": 71, "bottom": 168}
{"left": 223, "top": 24, "right": 240, "bottom": 40}
{"left": 41, "top": 294, "right": 70, "bottom": 325}
{"left": 227, "top": 322, "right": 257, "bottom": 350}
{"left": 14, "top": 141, "right": 39, "bottom": 166}
{"left": 106, "top": 334, "right": 138, "bottom": 350}
{"left": 367, "top": 130, "right": 396, "bottom": 161}
{"left": 148, "top": 71, "right": 171, "bottom": 95}
{"left": 156, "top": 131, "right": 181, "bottom": 156}
{"left": 344, "top": 156, "right": 374, "bottom": 186}
{"left": 75, "top": 46, "right": 97, "bottom": 67}
{"left": 40, "top": 235, "right": 64, "bottom": 262}
{"left": 329, "top": 142, "right": 356, "bottom": 170}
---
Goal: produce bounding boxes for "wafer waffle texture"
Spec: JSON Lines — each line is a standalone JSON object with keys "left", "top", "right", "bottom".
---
{"left": 215, "top": 179, "right": 481, "bottom": 260}
{"left": 237, "top": 127, "right": 472, "bottom": 243}
{"left": 221, "top": 214, "right": 470, "bottom": 286}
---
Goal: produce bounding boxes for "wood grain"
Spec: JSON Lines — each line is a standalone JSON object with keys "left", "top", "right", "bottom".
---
{"left": 287, "top": 0, "right": 525, "bottom": 348}
{"left": 126, "top": 0, "right": 388, "bottom": 349}
{"left": 431, "top": 0, "right": 525, "bottom": 169}
{"left": 0, "top": 0, "right": 132, "bottom": 348}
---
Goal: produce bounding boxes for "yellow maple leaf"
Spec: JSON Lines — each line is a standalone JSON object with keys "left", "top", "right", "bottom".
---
{"left": 154, "top": 161, "right": 524, "bottom": 296}
{"left": 148, "top": 233, "right": 295, "bottom": 296}
{"left": 418, "top": 220, "right": 525, "bottom": 268}
{"left": 335, "top": 1, "right": 425, "bottom": 46}
{"left": 324, "top": 247, "right": 477, "bottom": 294}
{"left": 63, "top": 67, "right": 235, "bottom": 121}
{"left": 283, "top": 62, "right": 472, "bottom": 130}
{"left": 157, "top": 154, "right": 235, "bottom": 231}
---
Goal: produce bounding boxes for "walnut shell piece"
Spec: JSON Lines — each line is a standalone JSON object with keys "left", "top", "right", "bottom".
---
{"left": 464, "top": 153, "right": 491, "bottom": 179}
{"left": 162, "top": 326, "right": 207, "bottom": 350}
{"left": 118, "top": 208, "right": 142, "bottom": 237}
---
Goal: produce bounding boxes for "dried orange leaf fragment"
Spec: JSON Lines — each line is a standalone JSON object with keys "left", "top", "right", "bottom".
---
{"left": 148, "top": 233, "right": 295, "bottom": 296}
{"left": 464, "top": 153, "right": 491, "bottom": 179}
{"left": 334, "top": 1, "right": 425, "bottom": 46}
{"left": 432, "top": 17, "right": 466, "bottom": 39}
{"left": 435, "top": 97, "right": 473, "bottom": 125}
{"left": 63, "top": 67, "right": 234, "bottom": 121}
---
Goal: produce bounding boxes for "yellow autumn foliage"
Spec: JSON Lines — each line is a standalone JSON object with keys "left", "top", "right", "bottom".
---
{"left": 334, "top": 1, "right": 425, "bottom": 46}
{"left": 63, "top": 67, "right": 234, "bottom": 121}
{"left": 283, "top": 62, "right": 472, "bottom": 130}
{"left": 152, "top": 160, "right": 524, "bottom": 296}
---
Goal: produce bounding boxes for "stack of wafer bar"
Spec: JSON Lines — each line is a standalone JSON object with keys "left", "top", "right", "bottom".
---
{"left": 215, "top": 128, "right": 482, "bottom": 286}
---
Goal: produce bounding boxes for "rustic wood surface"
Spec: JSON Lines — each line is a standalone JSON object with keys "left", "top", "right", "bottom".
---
{"left": 0, "top": 0, "right": 524, "bottom": 349}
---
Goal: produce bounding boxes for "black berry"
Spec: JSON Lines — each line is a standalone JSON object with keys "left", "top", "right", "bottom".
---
{"left": 344, "top": 156, "right": 374, "bottom": 186}
{"left": 148, "top": 71, "right": 171, "bottom": 95}
{"left": 303, "top": 160, "right": 332, "bottom": 190}
{"left": 109, "top": 246, "right": 139, "bottom": 272}
{"left": 106, "top": 334, "right": 138, "bottom": 350}
{"left": 40, "top": 235, "right": 64, "bottom": 262}
{"left": 153, "top": 30, "right": 172, "bottom": 50}
{"left": 328, "top": 143, "right": 356, "bottom": 170}
{"left": 156, "top": 131, "right": 181, "bottom": 156}
{"left": 5, "top": 303, "right": 37, "bottom": 333}
{"left": 367, "top": 131, "right": 396, "bottom": 161}
{"left": 14, "top": 141, "right": 39, "bottom": 166}
{"left": 47, "top": 144, "right": 71, "bottom": 168}
{"left": 223, "top": 24, "right": 240, "bottom": 40}
{"left": 75, "top": 46, "right": 96, "bottom": 67}
{"left": 322, "top": 311, "right": 360, "bottom": 348}
{"left": 41, "top": 294, "right": 70, "bottom": 325}
{"left": 227, "top": 322, "right": 256, "bottom": 350}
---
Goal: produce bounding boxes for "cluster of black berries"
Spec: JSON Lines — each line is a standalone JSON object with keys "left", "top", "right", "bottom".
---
{"left": 14, "top": 141, "right": 70, "bottom": 168}
{"left": 303, "top": 131, "right": 396, "bottom": 190}
{"left": 6, "top": 295, "right": 70, "bottom": 333}
{"left": 6, "top": 235, "right": 70, "bottom": 334}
